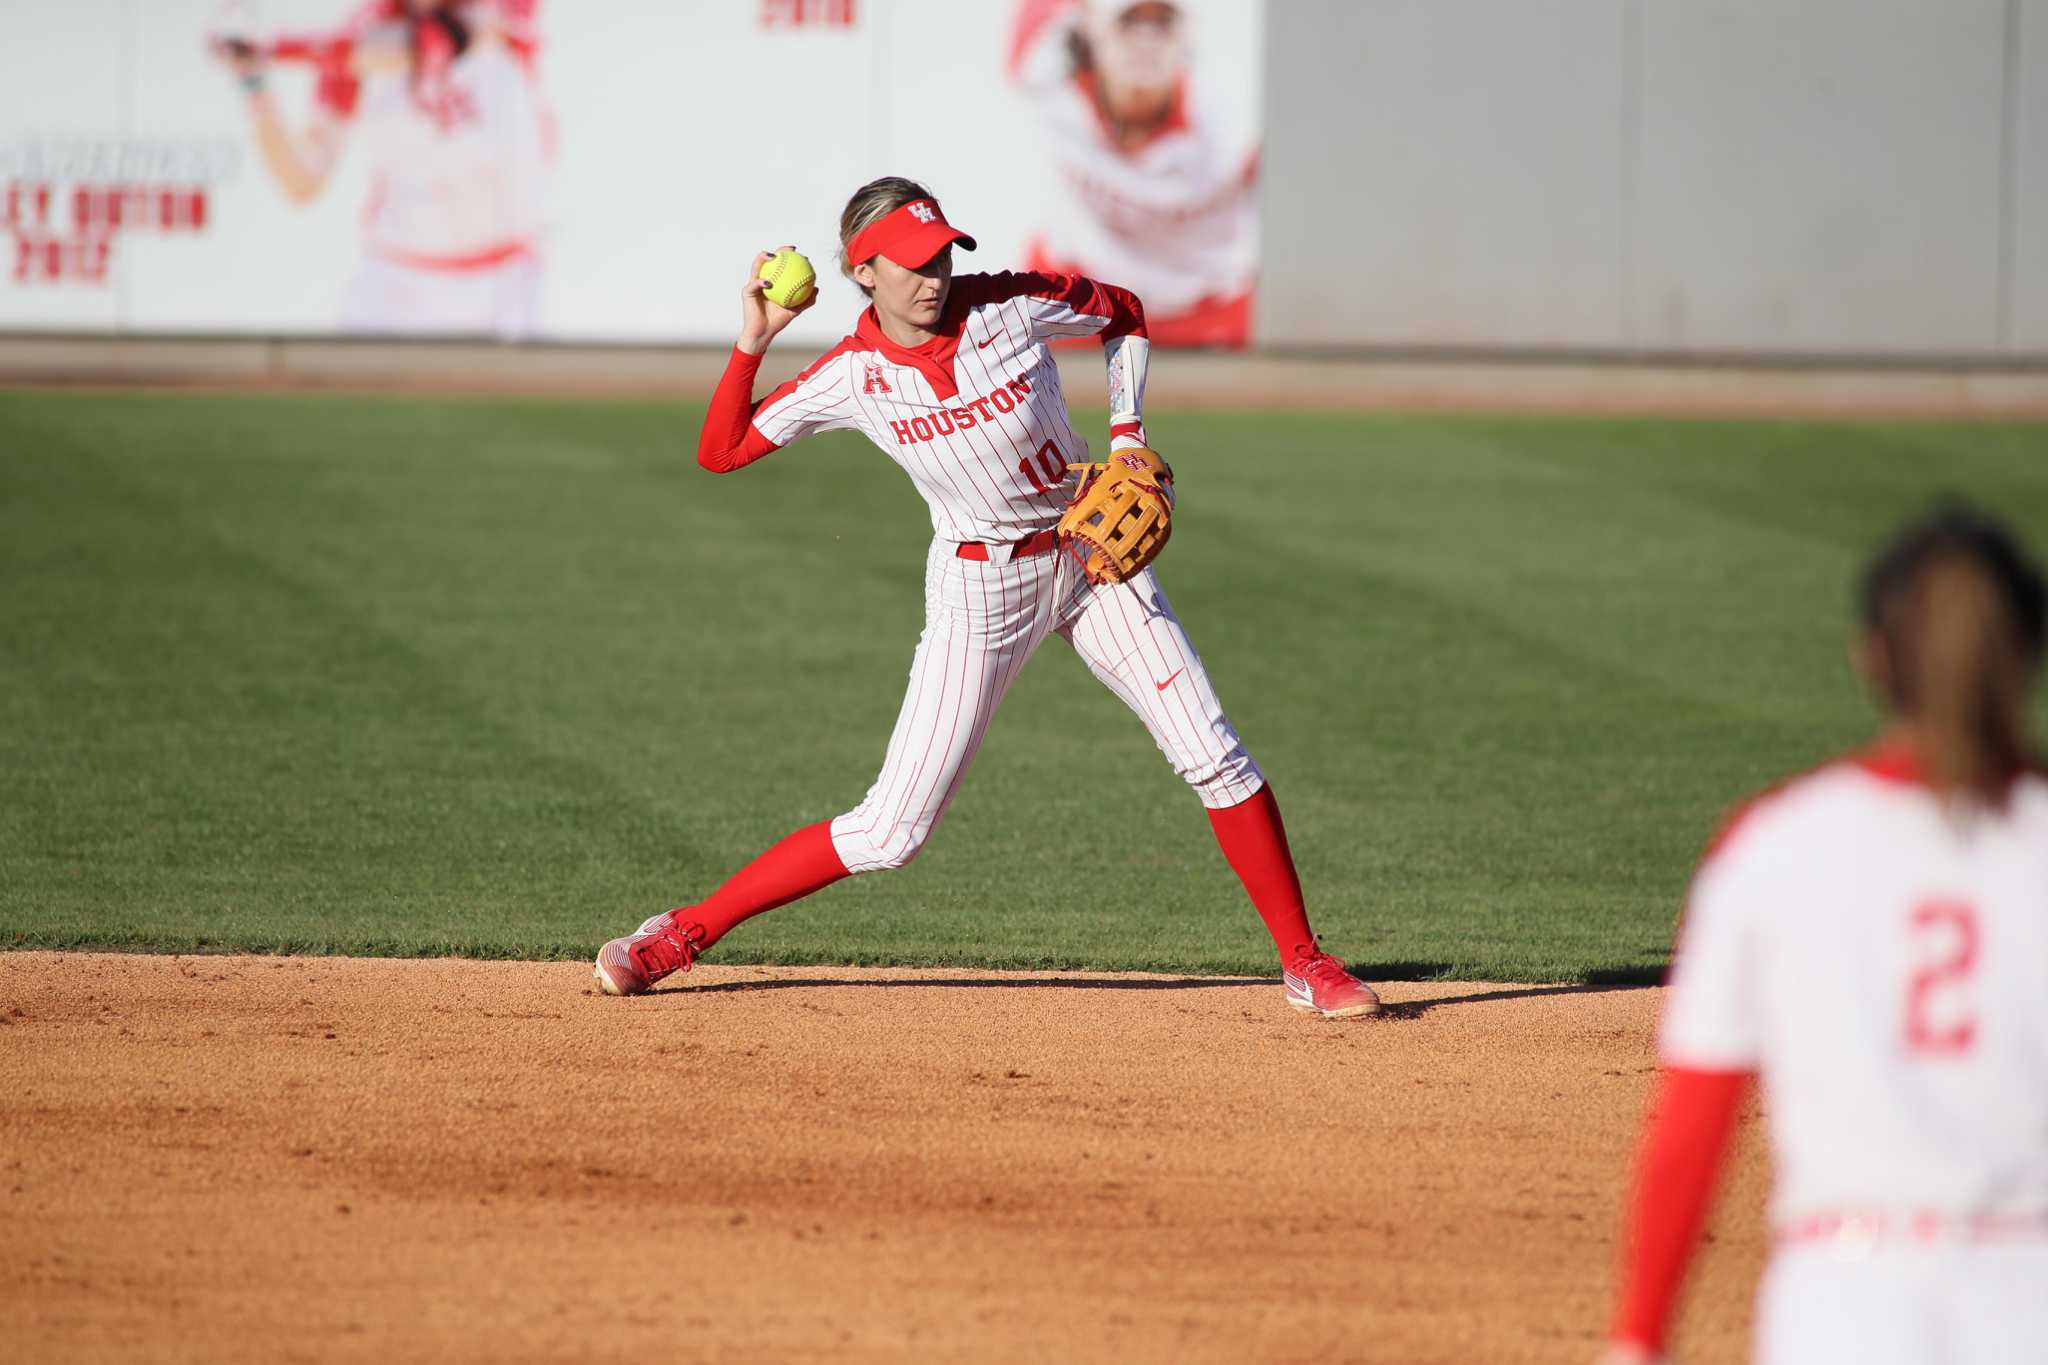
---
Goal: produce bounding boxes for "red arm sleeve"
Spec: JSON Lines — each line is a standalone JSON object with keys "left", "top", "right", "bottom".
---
{"left": 1043, "top": 273, "right": 1145, "bottom": 339}
{"left": 1608, "top": 1066, "right": 1752, "bottom": 1353}
{"left": 696, "top": 347, "right": 784, "bottom": 474}
{"left": 993, "top": 270, "right": 1147, "bottom": 341}
{"left": 1097, "top": 281, "right": 1146, "bottom": 340}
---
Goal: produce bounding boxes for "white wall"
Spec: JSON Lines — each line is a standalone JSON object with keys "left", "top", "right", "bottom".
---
{"left": 540, "top": 3, "right": 884, "bottom": 342}
{"left": 1259, "top": 0, "right": 1631, "bottom": 349}
{"left": 0, "top": 0, "right": 134, "bottom": 332}
{"left": 1260, "top": 0, "right": 2042, "bottom": 358}
{"left": 9, "top": 0, "right": 2042, "bottom": 358}
{"left": 2013, "top": 0, "right": 2048, "bottom": 351}
{"left": 1634, "top": 0, "right": 2006, "bottom": 353}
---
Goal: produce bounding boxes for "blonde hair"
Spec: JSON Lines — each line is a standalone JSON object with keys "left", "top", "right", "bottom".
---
{"left": 837, "top": 176, "right": 935, "bottom": 295}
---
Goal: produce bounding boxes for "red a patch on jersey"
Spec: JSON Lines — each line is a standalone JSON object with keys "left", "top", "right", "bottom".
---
{"left": 863, "top": 360, "right": 891, "bottom": 394}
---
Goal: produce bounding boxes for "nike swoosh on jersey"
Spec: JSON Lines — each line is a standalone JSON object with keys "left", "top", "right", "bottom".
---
{"left": 1155, "top": 668, "right": 1185, "bottom": 691}
{"left": 977, "top": 335, "right": 999, "bottom": 348}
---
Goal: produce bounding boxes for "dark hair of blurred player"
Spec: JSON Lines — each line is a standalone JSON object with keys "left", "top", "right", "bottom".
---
{"left": 1856, "top": 506, "right": 2045, "bottom": 804}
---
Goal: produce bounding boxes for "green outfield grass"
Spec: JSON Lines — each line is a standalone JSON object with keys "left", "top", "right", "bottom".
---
{"left": 3, "top": 388, "right": 2044, "bottom": 979}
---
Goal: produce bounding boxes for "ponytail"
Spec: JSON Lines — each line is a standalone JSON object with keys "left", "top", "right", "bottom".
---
{"left": 1904, "top": 557, "right": 2031, "bottom": 801}
{"left": 1862, "top": 506, "right": 2046, "bottom": 807}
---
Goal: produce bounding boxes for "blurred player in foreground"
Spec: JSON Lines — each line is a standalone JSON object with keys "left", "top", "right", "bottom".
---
{"left": 1602, "top": 507, "right": 2048, "bottom": 1363}
{"left": 593, "top": 176, "right": 1379, "bottom": 1019}
{"left": 211, "top": 0, "right": 550, "bottom": 337}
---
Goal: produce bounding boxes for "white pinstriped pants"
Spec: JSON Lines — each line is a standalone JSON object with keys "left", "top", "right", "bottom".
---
{"left": 828, "top": 537, "right": 1265, "bottom": 873}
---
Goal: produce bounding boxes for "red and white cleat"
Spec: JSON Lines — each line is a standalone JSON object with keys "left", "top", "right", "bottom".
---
{"left": 1282, "top": 950, "right": 1382, "bottom": 1018}
{"left": 593, "top": 911, "right": 706, "bottom": 997}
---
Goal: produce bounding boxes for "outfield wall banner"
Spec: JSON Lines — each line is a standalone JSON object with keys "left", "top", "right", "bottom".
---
{"left": 0, "top": 0, "right": 1264, "bottom": 347}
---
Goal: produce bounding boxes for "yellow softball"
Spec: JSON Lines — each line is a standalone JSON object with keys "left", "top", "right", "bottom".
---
{"left": 758, "top": 248, "right": 817, "bottom": 310}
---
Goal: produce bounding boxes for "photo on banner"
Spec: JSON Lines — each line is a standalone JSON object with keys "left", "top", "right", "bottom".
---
{"left": 1004, "top": 0, "right": 1260, "bottom": 348}
{"left": 205, "top": 0, "right": 554, "bottom": 338}
{"left": 0, "top": 0, "right": 1262, "bottom": 344}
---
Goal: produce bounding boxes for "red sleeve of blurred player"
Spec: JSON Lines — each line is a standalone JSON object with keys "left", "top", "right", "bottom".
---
{"left": 1607, "top": 1066, "right": 1750, "bottom": 1353}
{"left": 696, "top": 348, "right": 783, "bottom": 473}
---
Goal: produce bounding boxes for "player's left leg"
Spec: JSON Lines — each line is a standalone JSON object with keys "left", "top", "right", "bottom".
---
{"left": 1056, "top": 567, "right": 1379, "bottom": 1017}
{"left": 593, "top": 822, "right": 849, "bottom": 997}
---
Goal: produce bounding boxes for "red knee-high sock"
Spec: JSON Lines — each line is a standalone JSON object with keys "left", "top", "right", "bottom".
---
{"left": 684, "top": 821, "right": 850, "bottom": 949}
{"left": 1206, "top": 784, "right": 1317, "bottom": 967}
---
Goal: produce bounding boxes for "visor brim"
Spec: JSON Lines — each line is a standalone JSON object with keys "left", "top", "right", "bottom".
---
{"left": 876, "top": 225, "right": 976, "bottom": 269}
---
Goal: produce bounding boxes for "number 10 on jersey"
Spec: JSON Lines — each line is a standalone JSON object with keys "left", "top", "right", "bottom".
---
{"left": 1018, "top": 439, "right": 1065, "bottom": 495}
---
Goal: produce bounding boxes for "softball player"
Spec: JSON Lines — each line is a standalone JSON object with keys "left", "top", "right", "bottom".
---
{"left": 594, "top": 177, "right": 1378, "bottom": 1019}
{"left": 1602, "top": 507, "right": 2048, "bottom": 1363}
{"left": 212, "top": 0, "right": 550, "bottom": 336}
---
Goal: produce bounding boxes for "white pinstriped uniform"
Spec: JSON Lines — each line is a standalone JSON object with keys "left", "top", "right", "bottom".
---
{"left": 749, "top": 273, "right": 1263, "bottom": 872}
{"left": 757, "top": 272, "right": 1122, "bottom": 543}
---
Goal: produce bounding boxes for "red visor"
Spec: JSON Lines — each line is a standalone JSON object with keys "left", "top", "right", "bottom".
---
{"left": 846, "top": 199, "right": 977, "bottom": 269}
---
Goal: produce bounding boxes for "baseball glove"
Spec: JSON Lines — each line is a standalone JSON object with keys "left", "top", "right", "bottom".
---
{"left": 1058, "top": 446, "right": 1174, "bottom": 585}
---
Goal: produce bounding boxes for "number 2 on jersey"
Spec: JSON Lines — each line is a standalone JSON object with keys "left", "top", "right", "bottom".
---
{"left": 1018, "top": 440, "right": 1064, "bottom": 495}
{"left": 1904, "top": 899, "right": 1978, "bottom": 1055}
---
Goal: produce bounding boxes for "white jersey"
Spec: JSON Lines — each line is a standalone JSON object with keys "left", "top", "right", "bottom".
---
{"left": 751, "top": 272, "right": 1148, "bottom": 545}
{"left": 351, "top": 38, "right": 548, "bottom": 263}
{"left": 1660, "top": 748, "right": 2048, "bottom": 1233}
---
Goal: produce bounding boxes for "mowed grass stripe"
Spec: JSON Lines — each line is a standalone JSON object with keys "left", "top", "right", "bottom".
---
{"left": 3, "top": 390, "right": 2044, "bottom": 977}
{"left": 2, "top": 400, "right": 695, "bottom": 955}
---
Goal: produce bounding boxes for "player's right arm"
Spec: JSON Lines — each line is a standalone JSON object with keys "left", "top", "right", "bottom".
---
{"left": 736, "top": 248, "right": 812, "bottom": 357}
{"left": 698, "top": 251, "right": 831, "bottom": 474}
{"left": 1603, "top": 805, "right": 1772, "bottom": 1360}
{"left": 212, "top": 39, "right": 348, "bottom": 204}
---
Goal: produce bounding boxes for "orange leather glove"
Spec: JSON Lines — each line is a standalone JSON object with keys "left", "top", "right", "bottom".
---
{"left": 1057, "top": 446, "right": 1173, "bottom": 585}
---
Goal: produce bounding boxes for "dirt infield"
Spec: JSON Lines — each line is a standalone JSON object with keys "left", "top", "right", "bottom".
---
{"left": 0, "top": 954, "right": 1768, "bottom": 1363}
